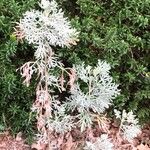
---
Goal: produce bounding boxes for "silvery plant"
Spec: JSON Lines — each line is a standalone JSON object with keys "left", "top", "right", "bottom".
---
{"left": 66, "top": 60, "right": 120, "bottom": 132}
{"left": 84, "top": 134, "right": 114, "bottom": 150}
{"left": 114, "top": 109, "right": 141, "bottom": 141}
{"left": 15, "top": 0, "right": 141, "bottom": 149}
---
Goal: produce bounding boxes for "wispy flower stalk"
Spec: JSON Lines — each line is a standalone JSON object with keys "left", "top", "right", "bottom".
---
{"left": 15, "top": 0, "right": 79, "bottom": 148}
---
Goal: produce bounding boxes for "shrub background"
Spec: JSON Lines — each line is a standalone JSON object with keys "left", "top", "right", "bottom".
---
{"left": 0, "top": 0, "right": 37, "bottom": 141}
{"left": 58, "top": 0, "right": 150, "bottom": 122}
{"left": 0, "top": 0, "right": 149, "bottom": 138}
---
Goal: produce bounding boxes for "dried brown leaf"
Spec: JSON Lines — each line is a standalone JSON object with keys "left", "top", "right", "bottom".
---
{"left": 137, "top": 144, "right": 150, "bottom": 150}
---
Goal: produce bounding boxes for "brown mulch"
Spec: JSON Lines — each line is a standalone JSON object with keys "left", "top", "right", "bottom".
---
{"left": 0, "top": 124, "right": 149, "bottom": 150}
{"left": 0, "top": 131, "right": 30, "bottom": 150}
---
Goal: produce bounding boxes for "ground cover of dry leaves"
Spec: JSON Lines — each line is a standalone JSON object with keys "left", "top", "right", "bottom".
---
{"left": 0, "top": 122, "right": 149, "bottom": 150}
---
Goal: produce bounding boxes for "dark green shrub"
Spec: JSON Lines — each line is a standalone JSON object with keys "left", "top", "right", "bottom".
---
{"left": 0, "top": 0, "right": 37, "bottom": 139}
{"left": 58, "top": 0, "right": 150, "bottom": 123}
